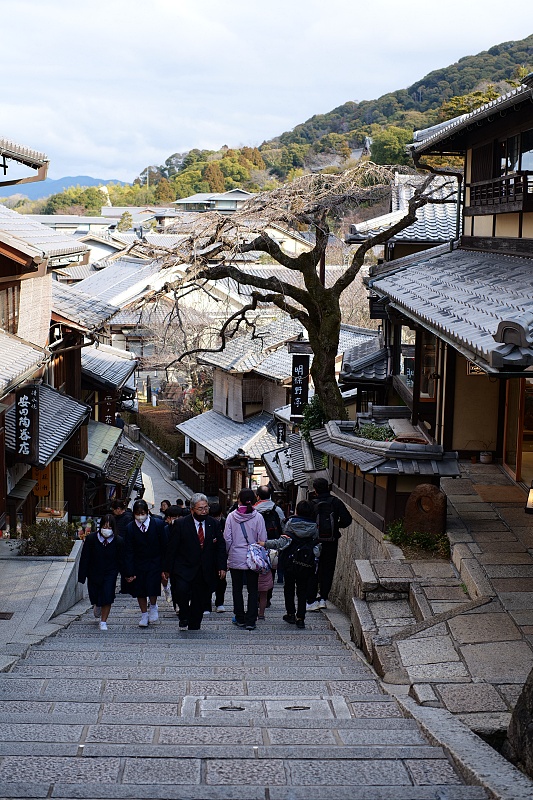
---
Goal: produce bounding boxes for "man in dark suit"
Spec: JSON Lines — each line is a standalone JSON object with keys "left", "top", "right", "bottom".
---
{"left": 163, "top": 493, "right": 227, "bottom": 630}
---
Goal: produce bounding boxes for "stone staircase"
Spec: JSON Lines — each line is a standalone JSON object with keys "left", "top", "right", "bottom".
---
{"left": 0, "top": 590, "right": 490, "bottom": 799}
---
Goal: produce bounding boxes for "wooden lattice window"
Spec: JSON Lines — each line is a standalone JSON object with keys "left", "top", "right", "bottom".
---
{"left": 0, "top": 283, "right": 20, "bottom": 334}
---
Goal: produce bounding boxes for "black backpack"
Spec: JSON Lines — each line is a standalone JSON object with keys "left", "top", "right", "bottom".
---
{"left": 314, "top": 498, "right": 336, "bottom": 543}
{"left": 285, "top": 537, "right": 316, "bottom": 574}
{"left": 258, "top": 505, "right": 283, "bottom": 539}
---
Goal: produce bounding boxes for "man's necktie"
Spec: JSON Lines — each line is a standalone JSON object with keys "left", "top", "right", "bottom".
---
{"left": 198, "top": 522, "right": 204, "bottom": 548}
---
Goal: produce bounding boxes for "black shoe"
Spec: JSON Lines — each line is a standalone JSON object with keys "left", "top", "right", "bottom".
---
{"left": 246, "top": 624, "right": 256, "bottom": 631}
{"left": 296, "top": 618, "right": 305, "bottom": 629}
{"left": 187, "top": 626, "right": 201, "bottom": 630}
{"left": 283, "top": 614, "right": 296, "bottom": 624}
{"left": 178, "top": 620, "right": 188, "bottom": 629}
{"left": 232, "top": 616, "right": 245, "bottom": 627}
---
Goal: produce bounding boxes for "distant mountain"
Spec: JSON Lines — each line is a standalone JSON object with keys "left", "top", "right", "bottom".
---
{"left": 0, "top": 175, "right": 126, "bottom": 201}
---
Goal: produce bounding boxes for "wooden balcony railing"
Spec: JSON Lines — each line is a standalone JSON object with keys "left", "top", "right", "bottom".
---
{"left": 177, "top": 456, "right": 205, "bottom": 494}
{"left": 469, "top": 172, "right": 533, "bottom": 213}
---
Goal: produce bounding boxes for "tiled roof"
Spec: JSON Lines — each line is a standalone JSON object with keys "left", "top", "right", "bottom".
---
{"left": 75, "top": 256, "right": 162, "bottom": 305}
{"left": 106, "top": 444, "right": 144, "bottom": 487}
{"left": 112, "top": 233, "right": 187, "bottom": 248}
{"left": 0, "top": 207, "right": 88, "bottom": 261}
{"left": 310, "top": 421, "right": 460, "bottom": 477}
{"left": 85, "top": 420, "right": 123, "bottom": 470}
{"left": 52, "top": 281, "right": 117, "bottom": 331}
{"left": 411, "top": 77, "right": 533, "bottom": 152}
{"left": 81, "top": 345, "right": 138, "bottom": 390}
{"left": 177, "top": 410, "right": 278, "bottom": 462}
{"left": 53, "top": 263, "right": 98, "bottom": 282}
{"left": 5, "top": 384, "right": 90, "bottom": 469}
{"left": 0, "top": 331, "right": 46, "bottom": 399}
{"left": 371, "top": 247, "right": 533, "bottom": 371}
{"left": 108, "top": 298, "right": 175, "bottom": 327}
{"left": 0, "top": 137, "right": 48, "bottom": 169}
{"left": 200, "top": 317, "right": 378, "bottom": 380}
{"left": 340, "top": 347, "right": 388, "bottom": 384}
{"left": 347, "top": 175, "right": 458, "bottom": 244}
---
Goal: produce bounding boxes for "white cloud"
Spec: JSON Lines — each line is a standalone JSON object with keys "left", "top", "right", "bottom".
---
{"left": 1, "top": 0, "right": 532, "bottom": 180}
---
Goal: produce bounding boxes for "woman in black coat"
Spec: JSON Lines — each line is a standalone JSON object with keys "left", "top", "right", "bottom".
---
{"left": 78, "top": 514, "right": 124, "bottom": 631}
{"left": 122, "top": 499, "right": 167, "bottom": 627}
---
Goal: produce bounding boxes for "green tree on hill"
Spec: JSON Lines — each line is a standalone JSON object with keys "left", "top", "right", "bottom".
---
{"left": 117, "top": 211, "right": 133, "bottom": 231}
{"left": 370, "top": 127, "right": 413, "bottom": 166}
{"left": 154, "top": 177, "right": 176, "bottom": 204}
{"left": 202, "top": 162, "right": 226, "bottom": 193}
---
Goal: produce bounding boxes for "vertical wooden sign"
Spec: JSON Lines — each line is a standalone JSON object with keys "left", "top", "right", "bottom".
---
{"left": 15, "top": 386, "right": 39, "bottom": 464}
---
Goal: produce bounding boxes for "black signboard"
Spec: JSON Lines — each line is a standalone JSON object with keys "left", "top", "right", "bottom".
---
{"left": 276, "top": 422, "right": 286, "bottom": 445}
{"left": 290, "top": 354, "right": 310, "bottom": 418}
{"left": 15, "top": 385, "right": 39, "bottom": 464}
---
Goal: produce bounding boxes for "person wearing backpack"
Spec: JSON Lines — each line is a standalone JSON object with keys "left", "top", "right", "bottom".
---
{"left": 255, "top": 485, "right": 285, "bottom": 599}
{"left": 306, "top": 477, "right": 352, "bottom": 612}
{"left": 262, "top": 500, "right": 321, "bottom": 629}
{"left": 223, "top": 488, "right": 267, "bottom": 631}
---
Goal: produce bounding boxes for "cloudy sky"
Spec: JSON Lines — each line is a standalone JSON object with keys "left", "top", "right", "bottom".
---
{"left": 1, "top": 0, "right": 531, "bottom": 182}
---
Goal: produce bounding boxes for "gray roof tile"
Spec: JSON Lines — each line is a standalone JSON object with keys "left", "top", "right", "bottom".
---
{"left": 52, "top": 281, "right": 117, "bottom": 331}
{"left": 5, "top": 384, "right": 90, "bottom": 469}
{"left": 177, "top": 410, "right": 278, "bottom": 462}
{"left": 75, "top": 256, "right": 162, "bottom": 305}
{"left": 0, "top": 331, "right": 46, "bottom": 399}
{"left": 0, "top": 207, "right": 88, "bottom": 261}
{"left": 371, "top": 248, "right": 533, "bottom": 371}
{"left": 0, "top": 137, "right": 48, "bottom": 168}
{"left": 81, "top": 346, "right": 138, "bottom": 390}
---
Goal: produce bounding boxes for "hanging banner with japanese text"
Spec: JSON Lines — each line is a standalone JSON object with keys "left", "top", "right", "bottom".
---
{"left": 290, "top": 355, "right": 310, "bottom": 418}
{"left": 15, "top": 386, "right": 39, "bottom": 464}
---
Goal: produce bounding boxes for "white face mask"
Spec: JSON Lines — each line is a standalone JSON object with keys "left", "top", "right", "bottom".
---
{"left": 135, "top": 514, "right": 148, "bottom": 524}
{"left": 101, "top": 528, "right": 113, "bottom": 539}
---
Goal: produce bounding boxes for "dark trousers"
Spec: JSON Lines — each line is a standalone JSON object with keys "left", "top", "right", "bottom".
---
{"left": 307, "top": 540, "right": 338, "bottom": 603}
{"left": 284, "top": 568, "right": 311, "bottom": 619}
{"left": 215, "top": 574, "right": 227, "bottom": 607}
{"left": 172, "top": 571, "right": 210, "bottom": 629}
{"left": 230, "top": 568, "right": 258, "bottom": 626}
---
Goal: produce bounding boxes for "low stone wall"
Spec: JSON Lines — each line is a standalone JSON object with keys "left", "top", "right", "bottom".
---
{"left": 330, "top": 503, "right": 389, "bottom": 616}
{"left": 50, "top": 540, "right": 85, "bottom": 618}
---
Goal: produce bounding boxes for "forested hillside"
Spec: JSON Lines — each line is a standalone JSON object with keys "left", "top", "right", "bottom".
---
{"left": 8, "top": 34, "right": 533, "bottom": 214}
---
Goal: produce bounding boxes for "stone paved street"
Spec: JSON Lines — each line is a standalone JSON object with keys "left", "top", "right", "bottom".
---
{"left": 0, "top": 586, "right": 490, "bottom": 800}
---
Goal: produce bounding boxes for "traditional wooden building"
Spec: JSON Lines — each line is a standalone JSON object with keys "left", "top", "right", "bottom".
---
{"left": 355, "top": 74, "right": 533, "bottom": 487}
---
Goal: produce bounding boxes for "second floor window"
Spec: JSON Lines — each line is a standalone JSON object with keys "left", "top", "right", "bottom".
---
{"left": 0, "top": 283, "right": 20, "bottom": 334}
{"left": 497, "top": 129, "right": 533, "bottom": 176}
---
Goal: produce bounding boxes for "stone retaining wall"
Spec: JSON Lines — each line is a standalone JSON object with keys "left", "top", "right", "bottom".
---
{"left": 330, "top": 501, "right": 389, "bottom": 615}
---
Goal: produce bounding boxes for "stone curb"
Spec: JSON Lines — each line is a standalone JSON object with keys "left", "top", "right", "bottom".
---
{"left": 390, "top": 692, "right": 533, "bottom": 800}
{"left": 324, "top": 604, "right": 533, "bottom": 800}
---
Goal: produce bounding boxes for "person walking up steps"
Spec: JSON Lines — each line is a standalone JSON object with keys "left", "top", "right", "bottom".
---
{"left": 122, "top": 499, "right": 168, "bottom": 627}
{"left": 262, "top": 500, "right": 321, "bottom": 629}
{"left": 306, "top": 478, "right": 351, "bottom": 612}
{"left": 224, "top": 488, "right": 267, "bottom": 631}
{"left": 78, "top": 514, "right": 124, "bottom": 631}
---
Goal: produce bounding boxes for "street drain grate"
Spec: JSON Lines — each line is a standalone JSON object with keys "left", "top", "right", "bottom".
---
{"left": 284, "top": 705, "right": 311, "bottom": 711}
{"left": 219, "top": 705, "right": 246, "bottom": 711}
{"left": 0, "top": 612, "right": 14, "bottom": 620}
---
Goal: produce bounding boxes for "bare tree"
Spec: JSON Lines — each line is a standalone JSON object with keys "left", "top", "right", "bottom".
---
{"left": 132, "top": 164, "right": 455, "bottom": 420}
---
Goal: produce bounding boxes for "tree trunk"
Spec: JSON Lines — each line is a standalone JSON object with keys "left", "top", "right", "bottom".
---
{"left": 307, "top": 302, "right": 346, "bottom": 421}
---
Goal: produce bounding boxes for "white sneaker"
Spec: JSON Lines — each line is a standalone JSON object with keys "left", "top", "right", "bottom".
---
{"left": 215, "top": 605, "right": 226, "bottom": 613}
{"left": 162, "top": 585, "right": 172, "bottom": 603}
{"left": 138, "top": 612, "right": 149, "bottom": 627}
{"left": 318, "top": 599, "right": 327, "bottom": 609}
{"left": 148, "top": 605, "right": 159, "bottom": 623}
{"left": 306, "top": 601, "right": 320, "bottom": 612}
{"left": 99, "top": 621, "right": 108, "bottom": 631}
{"left": 203, "top": 610, "right": 211, "bottom": 616}
{"left": 93, "top": 605, "right": 101, "bottom": 619}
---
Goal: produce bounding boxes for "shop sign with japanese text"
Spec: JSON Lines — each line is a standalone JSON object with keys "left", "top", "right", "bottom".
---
{"left": 290, "top": 355, "right": 309, "bottom": 418}
{"left": 15, "top": 386, "right": 39, "bottom": 463}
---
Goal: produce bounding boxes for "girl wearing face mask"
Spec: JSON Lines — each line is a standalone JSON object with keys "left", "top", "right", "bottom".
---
{"left": 122, "top": 499, "right": 168, "bottom": 627}
{"left": 78, "top": 514, "right": 124, "bottom": 631}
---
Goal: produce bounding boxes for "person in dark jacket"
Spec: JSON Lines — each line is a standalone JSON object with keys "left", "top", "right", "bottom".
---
{"left": 208, "top": 502, "right": 227, "bottom": 612}
{"left": 163, "top": 493, "right": 226, "bottom": 631}
{"left": 122, "top": 499, "right": 168, "bottom": 627}
{"left": 110, "top": 499, "right": 133, "bottom": 537}
{"left": 263, "top": 500, "right": 321, "bottom": 629}
{"left": 78, "top": 514, "right": 124, "bottom": 631}
{"left": 306, "top": 478, "right": 352, "bottom": 611}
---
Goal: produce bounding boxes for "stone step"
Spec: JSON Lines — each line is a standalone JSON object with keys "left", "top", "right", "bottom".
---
{"left": 9, "top": 665, "right": 371, "bottom": 679}
{"left": 0, "top": 780, "right": 489, "bottom": 800}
